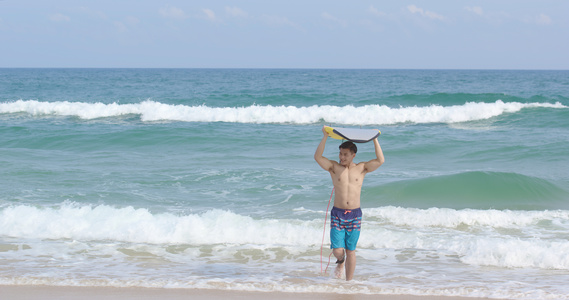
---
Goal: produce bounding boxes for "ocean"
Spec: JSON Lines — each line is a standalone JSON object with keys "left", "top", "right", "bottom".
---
{"left": 1, "top": 68, "right": 568, "bottom": 298}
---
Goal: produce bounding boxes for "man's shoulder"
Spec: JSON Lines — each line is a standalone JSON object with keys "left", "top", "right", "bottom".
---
{"left": 353, "top": 162, "right": 368, "bottom": 173}
{"left": 329, "top": 160, "right": 341, "bottom": 169}
{"left": 355, "top": 162, "right": 367, "bottom": 168}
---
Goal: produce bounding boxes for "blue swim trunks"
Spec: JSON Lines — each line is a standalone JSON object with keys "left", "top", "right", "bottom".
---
{"left": 330, "top": 207, "right": 362, "bottom": 251}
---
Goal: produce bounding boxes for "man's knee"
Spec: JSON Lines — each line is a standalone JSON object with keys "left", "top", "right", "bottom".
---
{"left": 333, "top": 248, "right": 345, "bottom": 256}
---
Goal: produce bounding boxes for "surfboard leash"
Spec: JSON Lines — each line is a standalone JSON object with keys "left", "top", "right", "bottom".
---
{"left": 321, "top": 187, "right": 335, "bottom": 274}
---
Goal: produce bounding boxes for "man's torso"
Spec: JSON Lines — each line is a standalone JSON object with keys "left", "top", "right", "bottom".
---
{"left": 330, "top": 162, "right": 366, "bottom": 209}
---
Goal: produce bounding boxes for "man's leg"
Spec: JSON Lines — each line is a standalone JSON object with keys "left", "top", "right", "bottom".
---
{"left": 332, "top": 248, "right": 345, "bottom": 278}
{"left": 344, "top": 249, "right": 356, "bottom": 281}
{"left": 343, "top": 215, "right": 361, "bottom": 281}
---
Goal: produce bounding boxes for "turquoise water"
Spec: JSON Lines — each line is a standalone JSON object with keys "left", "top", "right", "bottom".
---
{"left": 1, "top": 69, "right": 569, "bottom": 298}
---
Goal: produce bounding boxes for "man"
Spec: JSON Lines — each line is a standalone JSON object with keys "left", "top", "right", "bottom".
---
{"left": 314, "top": 126, "right": 385, "bottom": 281}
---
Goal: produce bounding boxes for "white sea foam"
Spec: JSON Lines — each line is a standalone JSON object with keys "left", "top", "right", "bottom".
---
{"left": 365, "top": 206, "right": 569, "bottom": 228}
{"left": 3, "top": 204, "right": 569, "bottom": 271}
{"left": 0, "top": 100, "right": 565, "bottom": 125}
{"left": 361, "top": 206, "right": 569, "bottom": 270}
{"left": 0, "top": 204, "right": 322, "bottom": 246}
{"left": 3, "top": 204, "right": 569, "bottom": 298}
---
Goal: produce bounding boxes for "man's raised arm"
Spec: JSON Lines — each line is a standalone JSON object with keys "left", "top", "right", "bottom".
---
{"left": 364, "top": 137, "right": 385, "bottom": 173}
{"left": 314, "top": 126, "right": 333, "bottom": 171}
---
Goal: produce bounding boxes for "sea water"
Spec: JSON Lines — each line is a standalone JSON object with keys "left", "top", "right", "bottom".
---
{"left": 1, "top": 69, "right": 569, "bottom": 298}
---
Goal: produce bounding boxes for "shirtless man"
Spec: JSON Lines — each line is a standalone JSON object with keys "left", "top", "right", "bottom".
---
{"left": 314, "top": 126, "right": 385, "bottom": 281}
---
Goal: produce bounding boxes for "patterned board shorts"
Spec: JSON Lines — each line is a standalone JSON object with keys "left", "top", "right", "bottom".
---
{"left": 330, "top": 207, "right": 362, "bottom": 251}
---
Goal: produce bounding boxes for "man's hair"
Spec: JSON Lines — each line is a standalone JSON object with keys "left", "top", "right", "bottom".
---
{"left": 339, "top": 141, "right": 357, "bottom": 154}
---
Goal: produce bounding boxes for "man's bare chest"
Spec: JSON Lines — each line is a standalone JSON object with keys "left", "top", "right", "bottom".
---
{"left": 334, "top": 166, "right": 365, "bottom": 184}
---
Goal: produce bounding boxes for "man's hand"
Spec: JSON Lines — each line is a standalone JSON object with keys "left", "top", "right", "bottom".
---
{"left": 322, "top": 126, "right": 329, "bottom": 136}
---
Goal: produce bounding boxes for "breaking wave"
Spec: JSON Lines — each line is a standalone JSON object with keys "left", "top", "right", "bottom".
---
{"left": 1, "top": 100, "right": 565, "bottom": 125}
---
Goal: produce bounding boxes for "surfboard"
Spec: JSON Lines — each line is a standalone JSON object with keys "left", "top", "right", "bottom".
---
{"left": 324, "top": 126, "right": 380, "bottom": 143}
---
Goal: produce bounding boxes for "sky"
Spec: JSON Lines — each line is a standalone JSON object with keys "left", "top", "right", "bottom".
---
{"left": 1, "top": 0, "right": 568, "bottom": 69}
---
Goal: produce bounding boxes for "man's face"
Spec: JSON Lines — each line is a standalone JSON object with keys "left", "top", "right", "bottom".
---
{"left": 339, "top": 148, "right": 356, "bottom": 166}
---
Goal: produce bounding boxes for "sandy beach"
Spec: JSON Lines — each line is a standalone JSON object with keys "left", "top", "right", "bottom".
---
{"left": 0, "top": 285, "right": 496, "bottom": 300}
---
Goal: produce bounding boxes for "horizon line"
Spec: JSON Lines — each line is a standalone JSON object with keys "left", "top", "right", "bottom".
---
{"left": 1, "top": 67, "right": 568, "bottom": 71}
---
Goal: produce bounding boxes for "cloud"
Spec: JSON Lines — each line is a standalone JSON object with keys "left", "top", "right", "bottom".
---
{"left": 202, "top": 8, "right": 218, "bottom": 22}
{"left": 368, "top": 6, "right": 386, "bottom": 18}
{"left": 159, "top": 5, "right": 187, "bottom": 20}
{"left": 535, "top": 13, "right": 552, "bottom": 25}
{"left": 407, "top": 5, "right": 445, "bottom": 21}
{"left": 125, "top": 16, "right": 140, "bottom": 26}
{"left": 114, "top": 21, "right": 128, "bottom": 33}
{"left": 465, "top": 6, "right": 484, "bottom": 16}
{"left": 225, "top": 6, "right": 248, "bottom": 18}
{"left": 113, "top": 16, "right": 139, "bottom": 33}
{"left": 520, "top": 13, "right": 552, "bottom": 26}
{"left": 49, "top": 13, "right": 71, "bottom": 22}
{"left": 321, "top": 12, "right": 347, "bottom": 27}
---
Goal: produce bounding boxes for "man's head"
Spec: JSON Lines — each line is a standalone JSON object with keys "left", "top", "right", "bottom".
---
{"left": 339, "top": 141, "right": 357, "bottom": 166}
